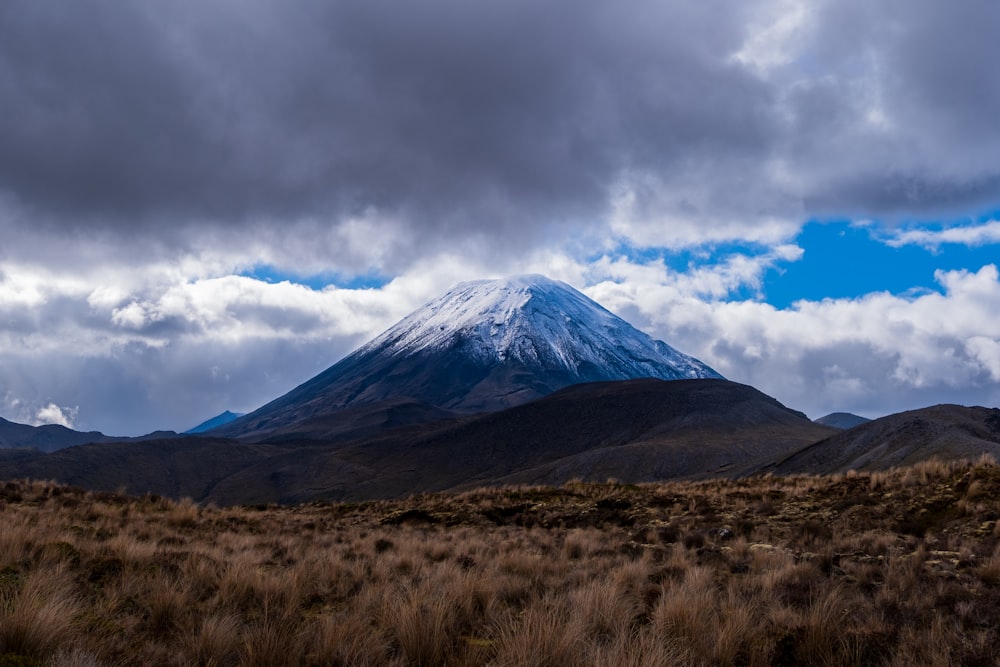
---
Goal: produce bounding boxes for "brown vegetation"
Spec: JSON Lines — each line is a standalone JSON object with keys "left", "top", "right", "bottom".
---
{"left": 3, "top": 457, "right": 1000, "bottom": 665}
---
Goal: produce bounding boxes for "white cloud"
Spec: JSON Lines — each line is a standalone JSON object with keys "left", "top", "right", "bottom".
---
{"left": 34, "top": 403, "right": 78, "bottom": 429}
{"left": 582, "top": 244, "right": 803, "bottom": 301}
{"left": 0, "top": 265, "right": 93, "bottom": 308}
{"left": 731, "top": 0, "right": 815, "bottom": 75}
{"left": 594, "top": 264, "right": 1000, "bottom": 418}
{"left": 967, "top": 337, "right": 1000, "bottom": 381}
{"left": 111, "top": 302, "right": 154, "bottom": 330}
{"left": 883, "top": 220, "right": 1000, "bottom": 250}
{"left": 87, "top": 285, "right": 131, "bottom": 310}
{"left": 3, "top": 239, "right": 1000, "bottom": 433}
{"left": 608, "top": 170, "right": 804, "bottom": 250}
{"left": 0, "top": 273, "right": 46, "bottom": 307}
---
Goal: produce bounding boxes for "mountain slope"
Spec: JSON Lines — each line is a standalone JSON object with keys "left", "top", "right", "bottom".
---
{"left": 217, "top": 275, "right": 721, "bottom": 439}
{"left": 208, "top": 379, "right": 835, "bottom": 503}
{"left": 773, "top": 404, "right": 1000, "bottom": 475}
{"left": 233, "top": 398, "right": 461, "bottom": 443}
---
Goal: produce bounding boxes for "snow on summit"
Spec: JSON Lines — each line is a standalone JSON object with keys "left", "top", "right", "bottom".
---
{"left": 362, "top": 274, "right": 722, "bottom": 380}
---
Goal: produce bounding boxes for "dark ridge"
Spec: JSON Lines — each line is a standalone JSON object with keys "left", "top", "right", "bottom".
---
{"left": 773, "top": 405, "right": 1000, "bottom": 475}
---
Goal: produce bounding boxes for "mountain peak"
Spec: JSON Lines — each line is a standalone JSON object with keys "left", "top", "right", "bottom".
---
{"left": 361, "top": 275, "right": 716, "bottom": 378}
{"left": 468, "top": 273, "right": 556, "bottom": 288}
{"left": 361, "top": 274, "right": 571, "bottom": 358}
{"left": 218, "top": 274, "right": 721, "bottom": 438}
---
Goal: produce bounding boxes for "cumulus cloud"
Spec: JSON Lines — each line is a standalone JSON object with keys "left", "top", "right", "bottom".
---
{"left": 2, "top": 242, "right": 1000, "bottom": 432}
{"left": 0, "top": 252, "right": 499, "bottom": 433}
{"left": 590, "top": 264, "right": 1000, "bottom": 419}
{"left": 883, "top": 220, "right": 1000, "bottom": 250}
{"left": 34, "top": 403, "right": 78, "bottom": 429}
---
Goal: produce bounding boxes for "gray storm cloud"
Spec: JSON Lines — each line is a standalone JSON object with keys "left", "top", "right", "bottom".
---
{"left": 2, "top": 0, "right": 998, "bottom": 269}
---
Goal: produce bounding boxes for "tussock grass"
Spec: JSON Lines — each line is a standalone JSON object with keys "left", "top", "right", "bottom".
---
{"left": 1, "top": 458, "right": 1000, "bottom": 665}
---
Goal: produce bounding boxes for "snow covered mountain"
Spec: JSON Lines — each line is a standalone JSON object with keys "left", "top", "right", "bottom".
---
{"left": 218, "top": 275, "right": 721, "bottom": 438}
{"left": 357, "top": 275, "right": 719, "bottom": 376}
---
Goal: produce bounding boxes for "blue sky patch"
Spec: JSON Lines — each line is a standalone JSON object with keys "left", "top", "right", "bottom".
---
{"left": 241, "top": 265, "right": 391, "bottom": 291}
{"left": 760, "top": 220, "right": 1000, "bottom": 309}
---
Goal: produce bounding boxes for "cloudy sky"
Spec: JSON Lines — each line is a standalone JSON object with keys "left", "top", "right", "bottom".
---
{"left": 2, "top": 0, "right": 1000, "bottom": 435}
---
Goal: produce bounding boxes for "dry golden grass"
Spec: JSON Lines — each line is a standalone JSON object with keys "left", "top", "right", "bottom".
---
{"left": 1, "top": 457, "right": 1000, "bottom": 665}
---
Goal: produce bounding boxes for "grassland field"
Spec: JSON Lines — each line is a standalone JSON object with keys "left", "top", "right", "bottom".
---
{"left": 3, "top": 457, "right": 1000, "bottom": 666}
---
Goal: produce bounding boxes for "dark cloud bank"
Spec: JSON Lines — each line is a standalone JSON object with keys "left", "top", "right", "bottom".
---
{"left": 2, "top": 0, "right": 999, "bottom": 265}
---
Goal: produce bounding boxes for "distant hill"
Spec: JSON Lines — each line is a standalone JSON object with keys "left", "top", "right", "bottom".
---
{"left": 0, "top": 416, "right": 120, "bottom": 453}
{"left": 0, "top": 436, "right": 286, "bottom": 499}
{"left": 815, "top": 412, "right": 871, "bottom": 430}
{"left": 416, "top": 378, "right": 835, "bottom": 496}
{"left": 185, "top": 410, "right": 245, "bottom": 434}
{"left": 773, "top": 404, "right": 1000, "bottom": 475}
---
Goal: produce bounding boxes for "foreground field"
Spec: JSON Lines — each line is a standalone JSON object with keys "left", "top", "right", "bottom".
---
{"left": 3, "top": 458, "right": 1000, "bottom": 666}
